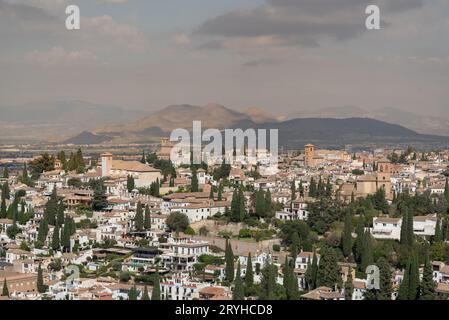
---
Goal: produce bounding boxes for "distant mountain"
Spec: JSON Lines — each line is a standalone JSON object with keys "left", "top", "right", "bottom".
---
{"left": 293, "top": 106, "right": 449, "bottom": 136}
{"left": 95, "top": 103, "right": 284, "bottom": 135}
{"left": 63, "top": 131, "right": 111, "bottom": 145}
{"left": 0, "top": 100, "right": 145, "bottom": 142}
{"left": 235, "top": 117, "right": 447, "bottom": 149}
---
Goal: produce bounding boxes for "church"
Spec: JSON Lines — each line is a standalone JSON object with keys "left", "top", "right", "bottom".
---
{"left": 101, "top": 153, "right": 162, "bottom": 188}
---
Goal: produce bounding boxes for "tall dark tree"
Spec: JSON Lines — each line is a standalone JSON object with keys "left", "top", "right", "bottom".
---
{"left": 244, "top": 253, "right": 254, "bottom": 293}
{"left": 259, "top": 262, "right": 278, "bottom": 300}
{"left": 342, "top": 210, "right": 353, "bottom": 258}
{"left": 37, "top": 264, "right": 47, "bottom": 293}
{"left": 44, "top": 186, "right": 58, "bottom": 226}
{"left": 191, "top": 169, "right": 199, "bottom": 192}
{"left": 2, "top": 278, "right": 9, "bottom": 297}
{"left": 420, "top": 254, "right": 436, "bottom": 300}
{"left": 127, "top": 175, "right": 135, "bottom": 193}
{"left": 92, "top": 183, "right": 108, "bottom": 211}
{"left": 0, "top": 197, "right": 6, "bottom": 219}
{"left": 2, "top": 182, "right": 10, "bottom": 200}
{"left": 434, "top": 216, "right": 443, "bottom": 243}
{"left": 360, "top": 231, "right": 373, "bottom": 273}
{"left": 290, "top": 180, "right": 296, "bottom": 209}
{"left": 233, "top": 261, "right": 244, "bottom": 300}
{"left": 134, "top": 202, "right": 144, "bottom": 231}
{"left": 398, "top": 254, "right": 420, "bottom": 300}
{"left": 56, "top": 201, "right": 65, "bottom": 227}
{"left": 144, "top": 205, "right": 151, "bottom": 230}
{"left": 51, "top": 224, "right": 60, "bottom": 251}
{"left": 377, "top": 258, "right": 393, "bottom": 300}
{"left": 151, "top": 269, "right": 161, "bottom": 300}
{"left": 2, "top": 165, "right": 9, "bottom": 179}
{"left": 344, "top": 268, "right": 354, "bottom": 300}
{"left": 128, "top": 285, "right": 138, "bottom": 300}
{"left": 255, "top": 190, "right": 266, "bottom": 218}
{"left": 298, "top": 180, "right": 305, "bottom": 198}
{"left": 217, "top": 183, "right": 223, "bottom": 201}
{"left": 309, "top": 178, "right": 317, "bottom": 198}
{"left": 141, "top": 286, "right": 150, "bottom": 300}
{"left": 225, "top": 240, "right": 235, "bottom": 282}
{"left": 37, "top": 218, "right": 49, "bottom": 245}
{"left": 317, "top": 248, "right": 341, "bottom": 289}
{"left": 140, "top": 150, "right": 146, "bottom": 164}
{"left": 209, "top": 185, "right": 214, "bottom": 199}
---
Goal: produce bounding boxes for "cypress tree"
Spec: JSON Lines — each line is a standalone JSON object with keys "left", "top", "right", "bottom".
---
{"left": 2, "top": 165, "right": 9, "bottom": 179}
{"left": 342, "top": 210, "right": 353, "bottom": 258}
{"left": 51, "top": 224, "right": 60, "bottom": 251}
{"left": 151, "top": 269, "right": 161, "bottom": 300}
{"left": 444, "top": 178, "right": 449, "bottom": 203}
{"left": 37, "top": 218, "right": 49, "bottom": 245}
{"left": 134, "top": 202, "right": 144, "bottom": 231}
{"left": 354, "top": 218, "right": 365, "bottom": 263}
{"left": 406, "top": 208, "right": 415, "bottom": 247}
{"left": 310, "top": 252, "right": 318, "bottom": 290}
{"left": 245, "top": 253, "right": 254, "bottom": 290}
{"left": 360, "top": 231, "right": 373, "bottom": 273}
{"left": 141, "top": 150, "right": 146, "bottom": 164}
{"left": 37, "top": 264, "right": 46, "bottom": 293}
{"left": 400, "top": 207, "right": 409, "bottom": 246}
{"left": 92, "top": 183, "right": 108, "bottom": 211}
{"left": 283, "top": 256, "right": 291, "bottom": 298}
{"left": 420, "top": 254, "right": 436, "bottom": 300}
{"left": 0, "top": 197, "right": 6, "bottom": 219}
{"left": 127, "top": 175, "right": 135, "bottom": 193}
{"left": 45, "top": 186, "right": 58, "bottom": 226}
{"left": 409, "top": 254, "right": 420, "bottom": 300}
{"left": 304, "top": 259, "right": 312, "bottom": 290}
{"left": 144, "top": 205, "right": 151, "bottom": 230}
{"left": 344, "top": 268, "right": 354, "bottom": 300}
{"left": 233, "top": 261, "right": 244, "bottom": 300}
{"left": 255, "top": 190, "right": 266, "bottom": 218}
{"left": 209, "top": 186, "right": 214, "bottom": 199}
{"left": 56, "top": 201, "right": 65, "bottom": 227}
{"left": 434, "top": 216, "right": 443, "bottom": 243}
{"left": 238, "top": 187, "right": 246, "bottom": 222}
{"left": 217, "top": 184, "right": 223, "bottom": 201}
{"left": 2, "top": 279, "right": 9, "bottom": 297}
{"left": 191, "top": 169, "right": 199, "bottom": 192}
{"left": 290, "top": 232, "right": 299, "bottom": 260}
{"left": 309, "top": 178, "right": 317, "bottom": 198}
{"left": 141, "top": 286, "right": 150, "bottom": 300}
{"left": 265, "top": 189, "right": 272, "bottom": 216}
{"left": 128, "top": 285, "right": 138, "bottom": 300}
{"left": 317, "top": 248, "right": 341, "bottom": 289}
{"left": 259, "top": 262, "right": 278, "bottom": 300}
{"left": 225, "top": 240, "right": 235, "bottom": 282}
{"left": 2, "top": 182, "right": 10, "bottom": 200}
{"left": 290, "top": 180, "right": 296, "bottom": 210}
{"left": 377, "top": 258, "right": 392, "bottom": 300}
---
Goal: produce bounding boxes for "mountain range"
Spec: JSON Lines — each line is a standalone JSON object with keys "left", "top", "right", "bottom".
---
{"left": 63, "top": 103, "right": 449, "bottom": 149}
{"left": 293, "top": 106, "right": 449, "bottom": 137}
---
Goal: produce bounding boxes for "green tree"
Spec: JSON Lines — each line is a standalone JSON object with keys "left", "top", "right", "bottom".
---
{"left": 0, "top": 197, "right": 7, "bottom": 219}
{"left": 255, "top": 190, "right": 266, "bottom": 218}
{"left": 56, "top": 201, "right": 65, "bottom": 227}
{"left": 2, "top": 165, "right": 9, "bottom": 179}
{"left": 317, "top": 248, "right": 341, "bottom": 289}
{"left": 45, "top": 186, "right": 58, "bottom": 226}
{"left": 2, "top": 279, "right": 9, "bottom": 297}
{"left": 217, "top": 183, "right": 223, "bottom": 201}
{"left": 225, "top": 239, "right": 235, "bottom": 283}
{"left": 51, "top": 224, "right": 60, "bottom": 251}
{"left": 259, "top": 262, "right": 278, "bottom": 300}
{"left": 144, "top": 205, "right": 151, "bottom": 230}
{"left": 128, "top": 285, "right": 138, "bottom": 300}
{"left": 420, "top": 254, "right": 436, "bottom": 300}
{"left": 127, "top": 175, "right": 135, "bottom": 193}
{"left": 37, "top": 264, "right": 47, "bottom": 293}
{"left": 342, "top": 210, "right": 353, "bottom": 258}
{"left": 191, "top": 169, "right": 199, "bottom": 192}
{"left": 360, "top": 231, "right": 373, "bottom": 273}
{"left": 37, "top": 218, "right": 49, "bottom": 245}
{"left": 290, "top": 180, "right": 296, "bottom": 206}
{"left": 92, "top": 183, "right": 108, "bottom": 211}
{"left": 209, "top": 185, "right": 214, "bottom": 199}
{"left": 309, "top": 178, "right": 317, "bottom": 198}
{"left": 166, "top": 212, "right": 189, "bottom": 232}
{"left": 151, "top": 269, "right": 161, "bottom": 300}
{"left": 434, "top": 216, "right": 443, "bottom": 243}
{"left": 344, "top": 268, "right": 354, "bottom": 300}
{"left": 233, "top": 261, "right": 244, "bottom": 300}
{"left": 141, "top": 286, "right": 150, "bottom": 300}
{"left": 134, "top": 202, "right": 144, "bottom": 231}
{"left": 398, "top": 254, "right": 420, "bottom": 300}
{"left": 244, "top": 253, "right": 254, "bottom": 294}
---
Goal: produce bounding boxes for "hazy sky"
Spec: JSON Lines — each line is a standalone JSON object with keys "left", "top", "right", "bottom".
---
{"left": 1, "top": 0, "right": 448, "bottom": 117}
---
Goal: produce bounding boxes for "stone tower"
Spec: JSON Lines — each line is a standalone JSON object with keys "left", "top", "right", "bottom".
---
{"left": 304, "top": 144, "right": 315, "bottom": 167}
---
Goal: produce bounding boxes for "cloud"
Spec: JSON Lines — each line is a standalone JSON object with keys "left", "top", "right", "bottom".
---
{"left": 25, "top": 46, "right": 98, "bottom": 66}
{"left": 82, "top": 15, "right": 150, "bottom": 52}
{"left": 195, "top": 0, "right": 424, "bottom": 49}
{"left": 173, "top": 33, "right": 191, "bottom": 45}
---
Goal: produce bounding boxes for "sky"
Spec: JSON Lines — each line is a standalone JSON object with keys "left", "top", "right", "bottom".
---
{"left": 0, "top": 0, "right": 448, "bottom": 117}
